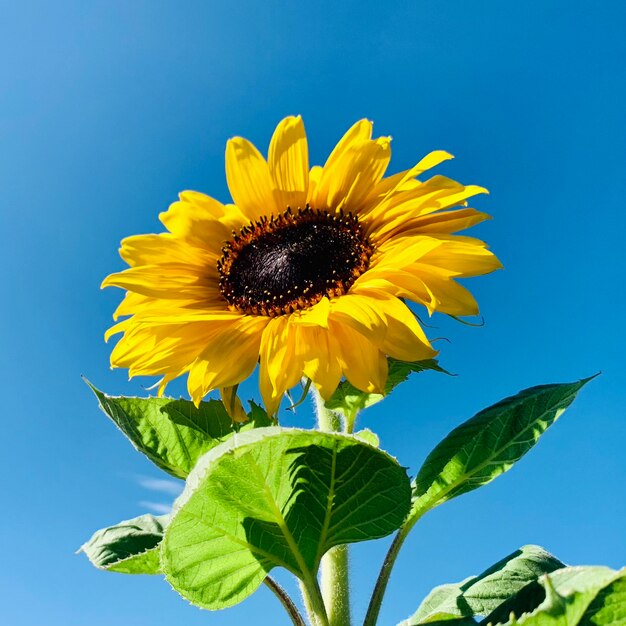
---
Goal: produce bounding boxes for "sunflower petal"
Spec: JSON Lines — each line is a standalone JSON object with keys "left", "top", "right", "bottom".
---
{"left": 259, "top": 316, "right": 303, "bottom": 415}
{"left": 315, "top": 137, "right": 392, "bottom": 212}
{"left": 119, "top": 234, "right": 211, "bottom": 267}
{"left": 268, "top": 115, "right": 309, "bottom": 211}
{"left": 220, "top": 386, "right": 249, "bottom": 423}
{"left": 332, "top": 321, "right": 388, "bottom": 394}
{"left": 298, "top": 325, "right": 343, "bottom": 400}
{"left": 102, "top": 265, "right": 213, "bottom": 299}
{"left": 291, "top": 296, "right": 330, "bottom": 328}
{"left": 159, "top": 191, "right": 248, "bottom": 248}
{"left": 330, "top": 290, "right": 436, "bottom": 361}
{"left": 418, "top": 238, "right": 503, "bottom": 277}
{"left": 187, "top": 316, "right": 268, "bottom": 406}
{"left": 225, "top": 137, "right": 276, "bottom": 220}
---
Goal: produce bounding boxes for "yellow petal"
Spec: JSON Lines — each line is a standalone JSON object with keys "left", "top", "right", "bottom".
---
{"left": 315, "top": 137, "right": 391, "bottom": 212}
{"left": 297, "top": 325, "right": 343, "bottom": 400}
{"left": 220, "top": 386, "right": 249, "bottom": 423}
{"left": 418, "top": 238, "right": 503, "bottom": 277}
{"left": 104, "top": 319, "right": 131, "bottom": 342}
{"left": 110, "top": 321, "right": 221, "bottom": 376}
{"left": 323, "top": 119, "right": 373, "bottom": 170}
{"left": 306, "top": 165, "right": 323, "bottom": 205}
{"left": 291, "top": 296, "right": 330, "bottom": 328}
{"left": 187, "top": 316, "right": 268, "bottom": 405}
{"left": 159, "top": 191, "right": 248, "bottom": 249}
{"left": 330, "top": 290, "right": 435, "bottom": 361}
{"left": 268, "top": 115, "right": 309, "bottom": 211}
{"left": 119, "top": 234, "right": 211, "bottom": 267}
{"left": 259, "top": 316, "right": 303, "bottom": 415}
{"left": 331, "top": 321, "right": 388, "bottom": 394}
{"left": 308, "top": 119, "right": 372, "bottom": 208}
{"left": 362, "top": 267, "right": 479, "bottom": 317}
{"left": 398, "top": 208, "right": 491, "bottom": 235}
{"left": 101, "top": 265, "right": 213, "bottom": 299}
{"left": 365, "top": 177, "right": 488, "bottom": 243}
{"left": 225, "top": 137, "right": 276, "bottom": 220}
{"left": 368, "top": 237, "right": 444, "bottom": 273}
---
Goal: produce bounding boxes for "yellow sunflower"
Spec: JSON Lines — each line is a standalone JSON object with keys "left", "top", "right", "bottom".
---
{"left": 103, "top": 116, "right": 501, "bottom": 415}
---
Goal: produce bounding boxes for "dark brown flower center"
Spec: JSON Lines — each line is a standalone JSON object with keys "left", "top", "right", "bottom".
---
{"left": 218, "top": 206, "right": 373, "bottom": 316}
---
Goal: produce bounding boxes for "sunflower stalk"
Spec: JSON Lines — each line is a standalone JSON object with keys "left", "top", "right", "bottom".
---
{"left": 265, "top": 576, "right": 307, "bottom": 626}
{"left": 312, "top": 386, "right": 352, "bottom": 626}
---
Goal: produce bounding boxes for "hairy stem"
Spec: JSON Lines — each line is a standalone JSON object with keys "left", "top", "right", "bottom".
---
{"left": 312, "top": 385, "right": 343, "bottom": 432}
{"left": 321, "top": 544, "right": 351, "bottom": 626}
{"left": 363, "top": 509, "right": 426, "bottom": 626}
{"left": 265, "top": 576, "right": 307, "bottom": 626}
{"left": 312, "top": 386, "right": 352, "bottom": 626}
{"left": 299, "top": 578, "right": 331, "bottom": 626}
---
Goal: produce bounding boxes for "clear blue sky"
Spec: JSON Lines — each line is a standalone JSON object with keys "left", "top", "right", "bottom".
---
{"left": 1, "top": 1, "right": 624, "bottom": 624}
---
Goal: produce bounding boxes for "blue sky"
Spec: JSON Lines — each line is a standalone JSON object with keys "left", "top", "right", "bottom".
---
{"left": 1, "top": 1, "right": 625, "bottom": 624}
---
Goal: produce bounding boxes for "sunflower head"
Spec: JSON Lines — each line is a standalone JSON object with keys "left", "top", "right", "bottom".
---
{"left": 102, "top": 116, "right": 502, "bottom": 415}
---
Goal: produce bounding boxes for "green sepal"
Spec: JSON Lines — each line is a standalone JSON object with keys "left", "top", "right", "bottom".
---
{"left": 325, "top": 358, "right": 448, "bottom": 422}
{"left": 162, "top": 427, "right": 411, "bottom": 610}
{"left": 85, "top": 380, "right": 272, "bottom": 479}
{"left": 79, "top": 513, "right": 168, "bottom": 575}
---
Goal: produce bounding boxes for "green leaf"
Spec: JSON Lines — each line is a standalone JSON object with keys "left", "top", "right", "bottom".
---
{"left": 325, "top": 358, "right": 448, "bottom": 422}
{"left": 580, "top": 573, "right": 626, "bottom": 626}
{"left": 411, "top": 377, "right": 593, "bottom": 518}
{"left": 79, "top": 513, "right": 168, "bottom": 575}
{"left": 490, "top": 567, "right": 624, "bottom": 626}
{"left": 401, "top": 545, "right": 565, "bottom": 625}
{"left": 162, "top": 427, "right": 411, "bottom": 610}
{"left": 85, "top": 380, "right": 272, "bottom": 479}
{"left": 354, "top": 428, "right": 380, "bottom": 447}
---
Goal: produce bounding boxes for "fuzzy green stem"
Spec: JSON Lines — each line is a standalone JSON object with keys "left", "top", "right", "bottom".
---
{"left": 362, "top": 509, "right": 426, "bottom": 626}
{"left": 312, "top": 387, "right": 351, "bottom": 626}
{"left": 265, "top": 576, "right": 307, "bottom": 626}
{"left": 299, "top": 579, "right": 330, "bottom": 626}
{"left": 321, "top": 544, "right": 351, "bottom": 626}
{"left": 312, "top": 386, "right": 343, "bottom": 432}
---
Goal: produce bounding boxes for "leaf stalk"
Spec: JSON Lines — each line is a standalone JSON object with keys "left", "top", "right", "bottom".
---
{"left": 265, "top": 576, "right": 307, "bottom": 626}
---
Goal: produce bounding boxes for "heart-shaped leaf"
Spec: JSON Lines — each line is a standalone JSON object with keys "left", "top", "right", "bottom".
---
{"left": 86, "top": 381, "right": 271, "bottom": 478}
{"left": 162, "top": 427, "right": 411, "bottom": 610}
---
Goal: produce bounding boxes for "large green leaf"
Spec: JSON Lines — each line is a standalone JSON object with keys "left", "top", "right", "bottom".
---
{"left": 489, "top": 567, "right": 625, "bottom": 626}
{"left": 162, "top": 427, "right": 411, "bottom": 610}
{"left": 86, "top": 381, "right": 272, "bottom": 479}
{"left": 400, "top": 545, "right": 565, "bottom": 625}
{"left": 580, "top": 573, "right": 626, "bottom": 626}
{"left": 411, "top": 378, "right": 593, "bottom": 518}
{"left": 79, "top": 513, "right": 168, "bottom": 575}
{"left": 325, "top": 358, "right": 448, "bottom": 422}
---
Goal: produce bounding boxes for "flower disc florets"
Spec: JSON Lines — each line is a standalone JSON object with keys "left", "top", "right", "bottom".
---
{"left": 218, "top": 205, "right": 374, "bottom": 316}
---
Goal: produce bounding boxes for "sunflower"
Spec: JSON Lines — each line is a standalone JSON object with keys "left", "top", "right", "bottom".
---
{"left": 103, "top": 116, "right": 501, "bottom": 415}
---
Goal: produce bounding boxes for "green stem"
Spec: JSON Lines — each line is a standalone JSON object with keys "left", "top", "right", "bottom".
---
{"left": 321, "top": 544, "right": 351, "bottom": 626}
{"left": 265, "top": 576, "right": 307, "bottom": 626}
{"left": 312, "top": 386, "right": 342, "bottom": 432}
{"left": 312, "top": 387, "right": 351, "bottom": 626}
{"left": 362, "top": 509, "right": 426, "bottom": 626}
{"left": 299, "top": 578, "right": 330, "bottom": 626}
